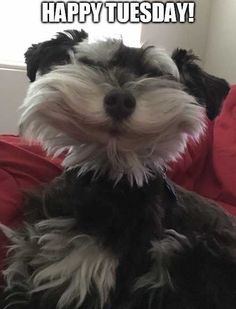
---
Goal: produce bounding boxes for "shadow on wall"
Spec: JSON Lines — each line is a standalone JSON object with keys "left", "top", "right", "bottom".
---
{"left": 141, "top": 0, "right": 236, "bottom": 84}
{"left": 0, "top": 68, "right": 28, "bottom": 133}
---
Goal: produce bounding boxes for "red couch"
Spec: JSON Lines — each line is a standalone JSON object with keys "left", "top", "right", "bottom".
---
{"left": 1, "top": 85, "right": 236, "bottom": 265}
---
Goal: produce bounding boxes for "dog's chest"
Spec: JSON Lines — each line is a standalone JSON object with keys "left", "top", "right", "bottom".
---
{"left": 4, "top": 171, "right": 172, "bottom": 309}
{"left": 38, "top": 170, "right": 167, "bottom": 251}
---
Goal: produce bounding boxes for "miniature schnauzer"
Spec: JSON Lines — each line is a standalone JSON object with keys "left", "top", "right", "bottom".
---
{"left": 0, "top": 30, "right": 235, "bottom": 309}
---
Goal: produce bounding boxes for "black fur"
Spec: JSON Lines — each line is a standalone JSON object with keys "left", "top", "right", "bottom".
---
{"left": 110, "top": 45, "right": 163, "bottom": 78}
{"left": 25, "top": 29, "right": 88, "bottom": 82}
{"left": 79, "top": 44, "right": 163, "bottom": 82}
{"left": 25, "top": 32, "right": 163, "bottom": 87}
{"left": 1, "top": 169, "right": 236, "bottom": 309}
{"left": 1, "top": 33, "right": 236, "bottom": 309}
{"left": 172, "top": 49, "right": 230, "bottom": 119}
{"left": 25, "top": 34, "right": 230, "bottom": 119}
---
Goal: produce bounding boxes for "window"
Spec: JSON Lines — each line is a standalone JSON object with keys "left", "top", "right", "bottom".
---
{"left": 0, "top": 0, "right": 141, "bottom": 67}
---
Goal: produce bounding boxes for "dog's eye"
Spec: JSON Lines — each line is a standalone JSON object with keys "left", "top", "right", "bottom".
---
{"left": 79, "top": 57, "right": 109, "bottom": 73}
{"left": 57, "top": 59, "right": 70, "bottom": 66}
{"left": 79, "top": 57, "right": 96, "bottom": 67}
{"left": 146, "top": 68, "right": 163, "bottom": 78}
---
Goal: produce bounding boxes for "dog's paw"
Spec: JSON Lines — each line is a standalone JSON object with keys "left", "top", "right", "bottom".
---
{"left": 134, "top": 230, "right": 191, "bottom": 292}
{"left": 164, "top": 229, "right": 192, "bottom": 250}
{"left": 150, "top": 229, "right": 192, "bottom": 262}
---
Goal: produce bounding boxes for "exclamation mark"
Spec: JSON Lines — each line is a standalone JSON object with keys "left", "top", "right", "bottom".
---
{"left": 188, "top": 3, "right": 195, "bottom": 23}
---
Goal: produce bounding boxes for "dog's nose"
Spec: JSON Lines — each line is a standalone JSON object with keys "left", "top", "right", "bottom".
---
{"left": 104, "top": 89, "right": 136, "bottom": 120}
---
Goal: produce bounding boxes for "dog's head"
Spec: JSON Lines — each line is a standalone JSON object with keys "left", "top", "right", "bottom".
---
{"left": 20, "top": 30, "right": 228, "bottom": 185}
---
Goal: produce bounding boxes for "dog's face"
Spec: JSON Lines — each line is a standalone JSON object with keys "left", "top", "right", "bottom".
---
{"left": 20, "top": 30, "right": 228, "bottom": 185}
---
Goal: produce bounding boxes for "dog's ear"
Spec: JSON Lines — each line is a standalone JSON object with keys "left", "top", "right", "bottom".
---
{"left": 25, "top": 29, "right": 88, "bottom": 82}
{"left": 172, "top": 49, "right": 230, "bottom": 120}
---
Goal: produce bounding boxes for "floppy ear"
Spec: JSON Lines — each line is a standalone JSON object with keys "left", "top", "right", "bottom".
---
{"left": 25, "top": 29, "right": 88, "bottom": 82}
{"left": 172, "top": 49, "right": 230, "bottom": 120}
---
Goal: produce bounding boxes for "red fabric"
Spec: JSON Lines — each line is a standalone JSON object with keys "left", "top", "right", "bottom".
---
{"left": 168, "top": 85, "right": 236, "bottom": 217}
{"left": 0, "top": 86, "right": 236, "bottom": 264}
{"left": 0, "top": 136, "right": 62, "bottom": 266}
{"left": 0, "top": 135, "right": 62, "bottom": 227}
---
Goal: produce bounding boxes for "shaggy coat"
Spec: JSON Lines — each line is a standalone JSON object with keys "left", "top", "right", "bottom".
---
{"left": 0, "top": 30, "right": 235, "bottom": 309}
{"left": 1, "top": 170, "right": 236, "bottom": 309}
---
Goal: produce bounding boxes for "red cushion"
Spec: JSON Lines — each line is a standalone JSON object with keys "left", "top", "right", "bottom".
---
{"left": 0, "top": 135, "right": 62, "bottom": 226}
{"left": 0, "top": 136, "right": 62, "bottom": 264}
{"left": 168, "top": 85, "right": 236, "bottom": 217}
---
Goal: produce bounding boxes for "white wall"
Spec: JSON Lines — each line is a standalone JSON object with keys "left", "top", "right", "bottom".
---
{"left": 141, "top": 0, "right": 236, "bottom": 84}
{"left": 0, "top": 0, "right": 141, "bottom": 66}
{"left": 141, "top": 0, "right": 212, "bottom": 60}
{"left": 204, "top": 0, "right": 236, "bottom": 84}
{"left": 0, "top": 67, "right": 28, "bottom": 133}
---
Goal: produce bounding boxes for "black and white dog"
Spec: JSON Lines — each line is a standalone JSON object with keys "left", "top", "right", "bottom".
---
{"left": 1, "top": 30, "right": 235, "bottom": 309}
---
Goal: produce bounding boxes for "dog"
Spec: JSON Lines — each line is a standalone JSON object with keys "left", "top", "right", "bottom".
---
{"left": 0, "top": 30, "right": 235, "bottom": 309}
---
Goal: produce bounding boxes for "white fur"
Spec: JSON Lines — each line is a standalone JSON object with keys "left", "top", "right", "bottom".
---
{"left": 1, "top": 219, "right": 118, "bottom": 308}
{"left": 143, "top": 47, "right": 180, "bottom": 80}
{"left": 75, "top": 39, "right": 121, "bottom": 64}
{"left": 20, "top": 44, "right": 205, "bottom": 186}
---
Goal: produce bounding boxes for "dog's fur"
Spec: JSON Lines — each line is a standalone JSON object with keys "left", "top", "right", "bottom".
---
{"left": 1, "top": 30, "right": 235, "bottom": 309}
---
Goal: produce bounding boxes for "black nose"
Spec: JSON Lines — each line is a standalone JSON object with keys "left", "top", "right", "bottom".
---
{"left": 104, "top": 89, "right": 136, "bottom": 121}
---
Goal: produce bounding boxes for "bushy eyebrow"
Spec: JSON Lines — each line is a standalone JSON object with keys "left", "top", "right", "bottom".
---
{"left": 78, "top": 46, "right": 166, "bottom": 79}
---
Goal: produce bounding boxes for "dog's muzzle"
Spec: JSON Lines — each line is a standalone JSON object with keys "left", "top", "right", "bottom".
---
{"left": 104, "top": 89, "right": 136, "bottom": 121}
